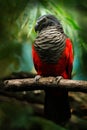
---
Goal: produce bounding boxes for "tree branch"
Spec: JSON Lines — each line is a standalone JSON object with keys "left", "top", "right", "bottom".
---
{"left": 0, "top": 77, "right": 87, "bottom": 93}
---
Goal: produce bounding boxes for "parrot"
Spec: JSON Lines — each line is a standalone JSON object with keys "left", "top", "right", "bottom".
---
{"left": 32, "top": 14, "right": 74, "bottom": 124}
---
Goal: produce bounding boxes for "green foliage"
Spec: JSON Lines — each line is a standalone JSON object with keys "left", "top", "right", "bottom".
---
{"left": 0, "top": 0, "right": 34, "bottom": 78}
{"left": 0, "top": 101, "right": 67, "bottom": 130}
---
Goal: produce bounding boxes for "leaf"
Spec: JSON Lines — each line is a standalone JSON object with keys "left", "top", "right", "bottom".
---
{"left": 17, "top": 3, "right": 33, "bottom": 29}
{"left": 66, "top": 17, "right": 80, "bottom": 30}
{"left": 27, "top": 3, "right": 38, "bottom": 37}
{"left": 39, "top": 4, "right": 47, "bottom": 15}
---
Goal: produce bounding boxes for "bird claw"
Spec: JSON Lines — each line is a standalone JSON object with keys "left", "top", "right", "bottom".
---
{"left": 34, "top": 75, "right": 42, "bottom": 82}
{"left": 55, "top": 76, "right": 63, "bottom": 83}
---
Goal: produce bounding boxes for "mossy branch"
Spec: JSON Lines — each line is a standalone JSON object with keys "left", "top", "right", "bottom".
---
{"left": 0, "top": 77, "right": 87, "bottom": 93}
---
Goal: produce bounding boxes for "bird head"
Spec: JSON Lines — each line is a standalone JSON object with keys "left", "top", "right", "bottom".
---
{"left": 35, "top": 14, "right": 64, "bottom": 33}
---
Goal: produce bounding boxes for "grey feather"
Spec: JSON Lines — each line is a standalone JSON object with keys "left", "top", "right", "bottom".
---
{"left": 34, "top": 26, "right": 66, "bottom": 63}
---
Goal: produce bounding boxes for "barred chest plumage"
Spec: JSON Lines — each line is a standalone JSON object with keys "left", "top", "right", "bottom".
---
{"left": 34, "top": 26, "right": 67, "bottom": 64}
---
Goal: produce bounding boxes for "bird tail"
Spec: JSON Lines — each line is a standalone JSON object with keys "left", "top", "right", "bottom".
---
{"left": 44, "top": 89, "right": 71, "bottom": 124}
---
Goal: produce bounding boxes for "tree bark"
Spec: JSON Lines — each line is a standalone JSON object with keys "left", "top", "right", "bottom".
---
{"left": 0, "top": 77, "right": 87, "bottom": 93}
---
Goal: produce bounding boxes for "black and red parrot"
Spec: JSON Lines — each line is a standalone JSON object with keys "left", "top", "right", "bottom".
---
{"left": 32, "top": 14, "right": 74, "bottom": 124}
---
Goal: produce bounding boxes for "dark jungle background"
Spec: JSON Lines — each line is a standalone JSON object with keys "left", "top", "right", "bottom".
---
{"left": 0, "top": 0, "right": 87, "bottom": 130}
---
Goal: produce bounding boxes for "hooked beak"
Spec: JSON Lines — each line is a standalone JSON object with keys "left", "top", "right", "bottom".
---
{"left": 35, "top": 22, "right": 39, "bottom": 32}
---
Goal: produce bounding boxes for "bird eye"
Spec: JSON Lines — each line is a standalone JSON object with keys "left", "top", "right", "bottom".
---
{"left": 42, "top": 17, "right": 47, "bottom": 23}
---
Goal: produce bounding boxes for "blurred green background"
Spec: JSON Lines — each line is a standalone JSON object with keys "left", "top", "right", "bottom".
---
{"left": 0, "top": 0, "right": 87, "bottom": 130}
{"left": 0, "top": 0, "right": 87, "bottom": 80}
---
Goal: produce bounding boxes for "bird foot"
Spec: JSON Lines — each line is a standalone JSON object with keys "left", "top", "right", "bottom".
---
{"left": 34, "top": 75, "right": 42, "bottom": 82}
{"left": 55, "top": 76, "right": 63, "bottom": 83}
